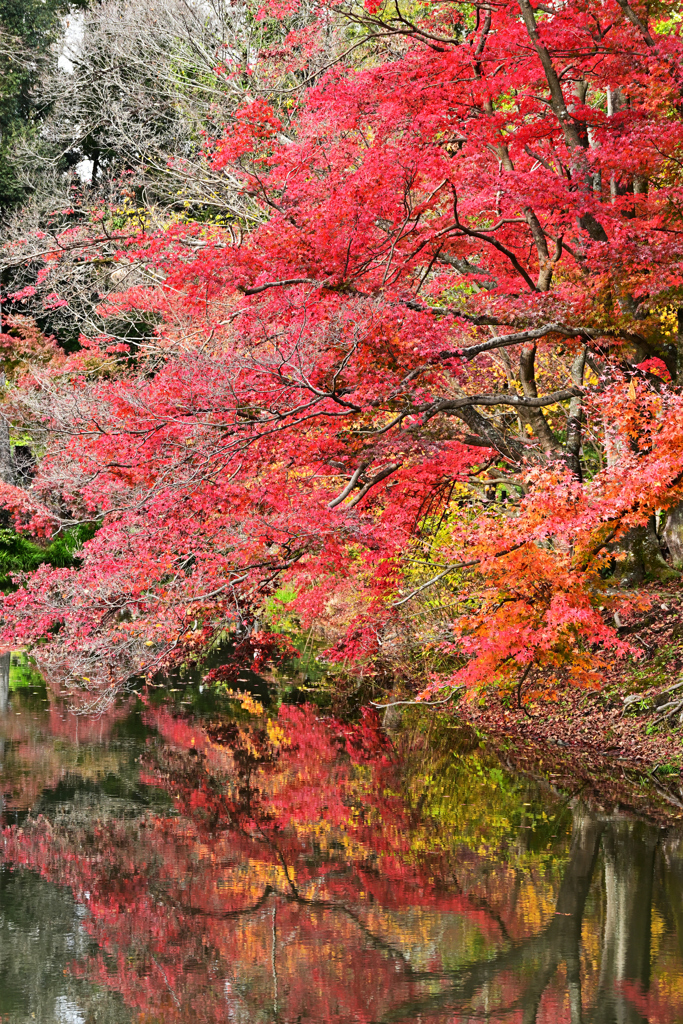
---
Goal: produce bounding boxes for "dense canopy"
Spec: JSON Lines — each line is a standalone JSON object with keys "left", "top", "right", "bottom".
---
{"left": 1, "top": 0, "right": 683, "bottom": 701}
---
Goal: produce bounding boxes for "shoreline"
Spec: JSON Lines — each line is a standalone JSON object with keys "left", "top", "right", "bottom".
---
{"left": 385, "top": 585, "right": 683, "bottom": 825}
{"left": 455, "top": 687, "right": 683, "bottom": 825}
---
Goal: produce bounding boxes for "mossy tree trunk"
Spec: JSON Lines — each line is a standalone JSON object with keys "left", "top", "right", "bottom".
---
{"left": 615, "top": 515, "right": 677, "bottom": 583}
{"left": 663, "top": 504, "right": 683, "bottom": 569}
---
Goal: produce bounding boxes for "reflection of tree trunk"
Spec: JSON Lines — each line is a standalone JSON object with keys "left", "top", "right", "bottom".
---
{"left": 594, "top": 820, "right": 658, "bottom": 1024}
{"left": 662, "top": 836, "right": 683, "bottom": 964}
{"left": 0, "top": 651, "right": 10, "bottom": 713}
{"left": 272, "top": 904, "right": 278, "bottom": 1019}
{"left": 323, "top": 809, "right": 660, "bottom": 1024}
{"left": 555, "top": 810, "right": 604, "bottom": 921}
{"left": 0, "top": 651, "right": 9, "bottom": 823}
{"left": 554, "top": 810, "right": 604, "bottom": 1024}
{"left": 386, "top": 808, "right": 604, "bottom": 1022}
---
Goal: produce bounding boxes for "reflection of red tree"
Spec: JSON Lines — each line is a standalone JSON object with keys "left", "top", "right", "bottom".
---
{"left": 1, "top": 705, "right": 668, "bottom": 1023}
{"left": 0, "top": 699, "right": 131, "bottom": 817}
{"left": 45, "top": 703, "right": 130, "bottom": 744}
{"left": 617, "top": 981, "right": 683, "bottom": 1024}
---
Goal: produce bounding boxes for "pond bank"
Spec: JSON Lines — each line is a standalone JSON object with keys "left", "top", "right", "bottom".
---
{"left": 378, "top": 588, "right": 683, "bottom": 824}
{"left": 448, "top": 681, "right": 683, "bottom": 826}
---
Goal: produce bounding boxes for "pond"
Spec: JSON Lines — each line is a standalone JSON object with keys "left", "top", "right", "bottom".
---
{"left": 0, "top": 656, "right": 682, "bottom": 1023}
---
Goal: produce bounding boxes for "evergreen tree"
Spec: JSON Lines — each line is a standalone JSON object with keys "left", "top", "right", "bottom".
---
{"left": 0, "top": 0, "right": 84, "bottom": 215}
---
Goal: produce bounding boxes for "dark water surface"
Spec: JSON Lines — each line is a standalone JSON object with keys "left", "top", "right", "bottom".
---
{"left": 0, "top": 660, "right": 682, "bottom": 1023}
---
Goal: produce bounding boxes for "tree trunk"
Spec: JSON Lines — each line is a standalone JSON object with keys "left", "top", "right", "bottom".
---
{"left": 663, "top": 503, "right": 683, "bottom": 569}
{"left": 0, "top": 415, "right": 13, "bottom": 486}
{"left": 661, "top": 312, "right": 683, "bottom": 570}
{"left": 614, "top": 515, "right": 677, "bottom": 583}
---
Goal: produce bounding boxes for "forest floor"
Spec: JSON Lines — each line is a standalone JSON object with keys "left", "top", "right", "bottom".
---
{"left": 453, "top": 587, "right": 683, "bottom": 825}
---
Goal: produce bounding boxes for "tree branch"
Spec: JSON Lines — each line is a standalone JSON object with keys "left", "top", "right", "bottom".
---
{"left": 422, "top": 390, "right": 579, "bottom": 419}
{"left": 405, "top": 300, "right": 505, "bottom": 326}
{"left": 346, "top": 462, "right": 402, "bottom": 509}
{"left": 437, "top": 322, "right": 646, "bottom": 362}
{"left": 242, "top": 278, "right": 320, "bottom": 296}
{"left": 392, "top": 541, "right": 526, "bottom": 606}
{"left": 614, "top": 0, "right": 655, "bottom": 46}
{"left": 327, "top": 461, "right": 369, "bottom": 508}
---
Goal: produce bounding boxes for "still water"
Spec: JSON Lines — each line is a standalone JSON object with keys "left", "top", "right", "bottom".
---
{"left": 0, "top": 658, "right": 682, "bottom": 1023}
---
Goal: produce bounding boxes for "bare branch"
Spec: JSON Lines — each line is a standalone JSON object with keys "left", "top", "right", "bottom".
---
{"left": 614, "top": 0, "right": 655, "bottom": 46}
{"left": 346, "top": 463, "right": 402, "bottom": 509}
{"left": 327, "top": 461, "right": 369, "bottom": 508}
{"left": 242, "top": 278, "right": 321, "bottom": 296}
{"left": 392, "top": 541, "right": 525, "bottom": 606}
{"left": 422, "top": 388, "right": 580, "bottom": 420}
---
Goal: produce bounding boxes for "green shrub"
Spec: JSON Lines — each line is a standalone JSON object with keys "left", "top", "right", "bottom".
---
{"left": 0, "top": 522, "right": 97, "bottom": 591}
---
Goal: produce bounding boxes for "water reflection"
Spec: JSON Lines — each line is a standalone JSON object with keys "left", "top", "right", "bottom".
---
{"left": 0, "top": 651, "right": 10, "bottom": 714}
{"left": 0, "top": 680, "right": 681, "bottom": 1023}
{"left": 0, "top": 866, "right": 132, "bottom": 1023}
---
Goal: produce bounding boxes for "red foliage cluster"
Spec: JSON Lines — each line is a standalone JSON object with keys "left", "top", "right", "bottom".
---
{"left": 203, "top": 630, "right": 300, "bottom": 687}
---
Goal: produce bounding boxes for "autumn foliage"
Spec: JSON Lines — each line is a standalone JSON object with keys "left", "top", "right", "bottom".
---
{"left": 2, "top": 0, "right": 683, "bottom": 699}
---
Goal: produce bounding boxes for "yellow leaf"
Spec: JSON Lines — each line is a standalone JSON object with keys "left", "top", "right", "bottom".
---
{"left": 240, "top": 693, "right": 264, "bottom": 715}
